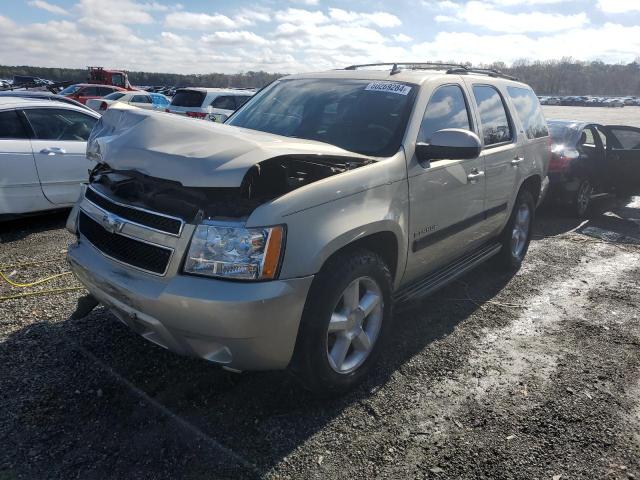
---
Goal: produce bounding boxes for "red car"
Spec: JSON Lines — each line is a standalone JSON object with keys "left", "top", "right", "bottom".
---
{"left": 59, "top": 83, "right": 126, "bottom": 105}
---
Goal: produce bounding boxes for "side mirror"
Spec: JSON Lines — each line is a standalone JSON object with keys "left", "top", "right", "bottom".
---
{"left": 415, "top": 128, "right": 482, "bottom": 163}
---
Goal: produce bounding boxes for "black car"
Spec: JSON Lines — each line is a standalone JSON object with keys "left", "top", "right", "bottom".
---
{"left": 547, "top": 120, "right": 640, "bottom": 216}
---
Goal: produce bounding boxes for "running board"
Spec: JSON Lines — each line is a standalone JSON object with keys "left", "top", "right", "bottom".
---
{"left": 394, "top": 242, "right": 502, "bottom": 304}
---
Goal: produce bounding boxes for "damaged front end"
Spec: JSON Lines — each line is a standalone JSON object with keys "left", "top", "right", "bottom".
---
{"left": 88, "top": 153, "right": 369, "bottom": 223}
{"left": 83, "top": 104, "right": 373, "bottom": 222}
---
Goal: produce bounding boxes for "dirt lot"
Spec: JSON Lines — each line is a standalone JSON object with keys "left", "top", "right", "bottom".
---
{"left": 1, "top": 105, "right": 640, "bottom": 479}
{"left": 542, "top": 105, "right": 640, "bottom": 127}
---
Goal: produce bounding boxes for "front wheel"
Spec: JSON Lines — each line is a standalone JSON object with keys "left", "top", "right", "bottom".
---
{"left": 495, "top": 189, "right": 535, "bottom": 270}
{"left": 290, "top": 249, "right": 393, "bottom": 396}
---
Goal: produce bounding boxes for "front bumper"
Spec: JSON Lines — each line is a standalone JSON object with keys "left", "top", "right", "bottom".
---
{"left": 68, "top": 238, "right": 314, "bottom": 371}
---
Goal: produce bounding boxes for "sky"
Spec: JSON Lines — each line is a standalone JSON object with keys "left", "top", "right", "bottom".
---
{"left": 1, "top": 0, "right": 640, "bottom": 74}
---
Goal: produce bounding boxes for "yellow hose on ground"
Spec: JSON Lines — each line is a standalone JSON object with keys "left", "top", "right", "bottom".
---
{"left": 0, "top": 286, "right": 85, "bottom": 302}
{"left": 0, "top": 270, "right": 72, "bottom": 288}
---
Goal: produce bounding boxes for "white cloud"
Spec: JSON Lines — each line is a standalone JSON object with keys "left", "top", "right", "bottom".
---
{"left": 435, "top": 15, "right": 460, "bottom": 23}
{"left": 234, "top": 9, "right": 271, "bottom": 26}
{"left": 164, "top": 11, "right": 235, "bottom": 29}
{"left": 274, "top": 8, "right": 328, "bottom": 26}
{"left": 597, "top": 0, "right": 640, "bottom": 13}
{"left": 291, "top": 0, "right": 320, "bottom": 5}
{"left": 411, "top": 22, "right": 640, "bottom": 64}
{"left": 328, "top": 8, "right": 402, "bottom": 28}
{"left": 452, "top": 1, "right": 589, "bottom": 33}
{"left": 393, "top": 33, "right": 412, "bottom": 42}
{"left": 28, "top": 0, "right": 69, "bottom": 15}
{"left": 201, "top": 31, "right": 268, "bottom": 46}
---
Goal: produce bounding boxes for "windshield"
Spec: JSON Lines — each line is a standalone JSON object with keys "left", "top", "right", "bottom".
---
{"left": 103, "top": 92, "right": 125, "bottom": 101}
{"left": 227, "top": 79, "right": 417, "bottom": 157}
{"left": 171, "top": 90, "right": 206, "bottom": 108}
{"left": 60, "top": 85, "right": 82, "bottom": 95}
{"left": 111, "top": 73, "right": 125, "bottom": 87}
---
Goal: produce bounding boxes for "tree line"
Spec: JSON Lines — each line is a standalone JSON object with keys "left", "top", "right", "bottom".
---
{"left": 1, "top": 58, "right": 639, "bottom": 95}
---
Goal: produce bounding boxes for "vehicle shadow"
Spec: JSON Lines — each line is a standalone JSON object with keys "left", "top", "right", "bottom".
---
{"left": 0, "top": 261, "right": 516, "bottom": 479}
{"left": 0, "top": 209, "right": 70, "bottom": 242}
{"left": 534, "top": 195, "right": 640, "bottom": 240}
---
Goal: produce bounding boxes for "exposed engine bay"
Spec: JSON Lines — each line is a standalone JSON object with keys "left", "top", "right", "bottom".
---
{"left": 89, "top": 155, "right": 371, "bottom": 221}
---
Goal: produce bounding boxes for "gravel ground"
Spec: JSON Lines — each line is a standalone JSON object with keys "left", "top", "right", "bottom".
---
{"left": 1, "top": 196, "right": 639, "bottom": 480}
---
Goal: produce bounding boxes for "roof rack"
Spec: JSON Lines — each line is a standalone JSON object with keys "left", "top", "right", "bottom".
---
{"left": 345, "top": 62, "right": 467, "bottom": 75}
{"left": 343, "top": 62, "right": 518, "bottom": 81}
{"left": 446, "top": 67, "right": 519, "bottom": 81}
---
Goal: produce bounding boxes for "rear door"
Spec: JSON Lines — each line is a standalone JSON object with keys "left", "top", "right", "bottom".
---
{"left": 22, "top": 107, "right": 98, "bottom": 205}
{"left": 602, "top": 125, "right": 640, "bottom": 194}
{"left": 466, "top": 82, "right": 519, "bottom": 237}
{"left": 0, "top": 109, "right": 50, "bottom": 214}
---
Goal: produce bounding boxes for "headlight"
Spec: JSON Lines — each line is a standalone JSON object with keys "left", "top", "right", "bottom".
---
{"left": 183, "top": 222, "right": 285, "bottom": 280}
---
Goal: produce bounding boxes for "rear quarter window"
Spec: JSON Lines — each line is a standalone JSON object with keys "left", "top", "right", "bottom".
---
{"left": 507, "top": 86, "right": 549, "bottom": 139}
{"left": 170, "top": 90, "right": 206, "bottom": 108}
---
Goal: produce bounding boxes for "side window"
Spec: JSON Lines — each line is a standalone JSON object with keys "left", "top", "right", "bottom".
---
{"left": 472, "top": 85, "right": 513, "bottom": 146}
{"left": 609, "top": 128, "right": 640, "bottom": 150}
{"left": 0, "top": 110, "right": 29, "bottom": 139}
{"left": 211, "top": 96, "right": 236, "bottom": 110}
{"left": 506, "top": 86, "right": 549, "bottom": 139}
{"left": 418, "top": 84, "right": 471, "bottom": 143}
{"left": 581, "top": 128, "right": 595, "bottom": 146}
{"left": 82, "top": 87, "right": 99, "bottom": 96}
{"left": 131, "top": 95, "right": 151, "bottom": 103}
{"left": 23, "top": 109, "right": 97, "bottom": 142}
{"left": 596, "top": 129, "right": 607, "bottom": 148}
{"left": 235, "top": 95, "right": 250, "bottom": 108}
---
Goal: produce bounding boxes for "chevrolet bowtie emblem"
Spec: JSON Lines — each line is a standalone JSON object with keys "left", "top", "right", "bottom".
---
{"left": 101, "top": 213, "right": 125, "bottom": 234}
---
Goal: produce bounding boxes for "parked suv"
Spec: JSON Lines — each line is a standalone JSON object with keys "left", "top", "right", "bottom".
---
{"left": 67, "top": 64, "right": 550, "bottom": 394}
{"left": 166, "top": 87, "right": 254, "bottom": 122}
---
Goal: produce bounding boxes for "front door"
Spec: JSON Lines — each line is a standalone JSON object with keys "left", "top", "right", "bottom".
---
{"left": 21, "top": 107, "right": 98, "bottom": 205}
{"left": 0, "top": 109, "right": 50, "bottom": 214}
{"left": 404, "top": 83, "right": 487, "bottom": 284}
{"left": 601, "top": 126, "right": 640, "bottom": 195}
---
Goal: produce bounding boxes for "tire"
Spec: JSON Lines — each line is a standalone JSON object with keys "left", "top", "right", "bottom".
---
{"left": 290, "top": 249, "right": 393, "bottom": 396}
{"left": 495, "top": 189, "right": 535, "bottom": 270}
{"left": 573, "top": 179, "right": 592, "bottom": 218}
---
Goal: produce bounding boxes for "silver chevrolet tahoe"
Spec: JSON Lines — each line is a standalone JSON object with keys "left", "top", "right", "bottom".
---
{"left": 66, "top": 63, "right": 550, "bottom": 394}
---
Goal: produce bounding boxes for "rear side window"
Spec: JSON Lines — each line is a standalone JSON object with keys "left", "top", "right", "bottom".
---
{"left": 211, "top": 95, "right": 236, "bottom": 110}
{"left": 418, "top": 84, "right": 471, "bottom": 143}
{"left": 170, "top": 90, "right": 206, "bottom": 108}
{"left": 82, "top": 87, "right": 99, "bottom": 96}
{"left": 0, "top": 110, "right": 29, "bottom": 139}
{"left": 131, "top": 95, "right": 151, "bottom": 103}
{"left": 506, "top": 87, "right": 549, "bottom": 139}
{"left": 23, "top": 108, "right": 97, "bottom": 142}
{"left": 609, "top": 128, "right": 640, "bottom": 150}
{"left": 97, "top": 87, "right": 115, "bottom": 96}
{"left": 472, "top": 85, "right": 513, "bottom": 146}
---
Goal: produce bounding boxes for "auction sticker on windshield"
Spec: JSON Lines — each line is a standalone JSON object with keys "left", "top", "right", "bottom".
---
{"left": 365, "top": 82, "right": 412, "bottom": 95}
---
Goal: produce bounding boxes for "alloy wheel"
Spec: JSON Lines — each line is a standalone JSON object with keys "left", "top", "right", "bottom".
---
{"left": 326, "top": 276, "right": 383, "bottom": 374}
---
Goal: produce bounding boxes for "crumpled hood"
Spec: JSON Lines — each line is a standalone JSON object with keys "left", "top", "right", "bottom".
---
{"left": 88, "top": 103, "right": 369, "bottom": 188}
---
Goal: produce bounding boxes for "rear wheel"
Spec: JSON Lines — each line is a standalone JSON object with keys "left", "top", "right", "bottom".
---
{"left": 496, "top": 189, "right": 535, "bottom": 270}
{"left": 290, "top": 249, "right": 393, "bottom": 396}
{"left": 574, "top": 179, "right": 593, "bottom": 217}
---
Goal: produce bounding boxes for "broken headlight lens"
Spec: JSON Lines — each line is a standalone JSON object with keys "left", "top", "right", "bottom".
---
{"left": 183, "top": 223, "right": 284, "bottom": 280}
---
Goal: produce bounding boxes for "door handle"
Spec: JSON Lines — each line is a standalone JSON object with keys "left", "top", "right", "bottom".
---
{"left": 511, "top": 156, "right": 525, "bottom": 166}
{"left": 40, "top": 147, "right": 66, "bottom": 155}
{"left": 467, "top": 170, "right": 485, "bottom": 184}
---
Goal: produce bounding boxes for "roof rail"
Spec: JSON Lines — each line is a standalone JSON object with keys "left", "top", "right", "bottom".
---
{"left": 446, "top": 67, "right": 519, "bottom": 81}
{"left": 344, "top": 62, "right": 467, "bottom": 75}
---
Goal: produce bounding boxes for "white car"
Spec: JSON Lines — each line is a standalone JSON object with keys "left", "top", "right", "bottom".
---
{"left": 166, "top": 88, "right": 254, "bottom": 122}
{"left": 86, "top": 91, "right": 170, "bottom": 113}
{"left": 0, "top": 98, "right": 99, "bottom": 219}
